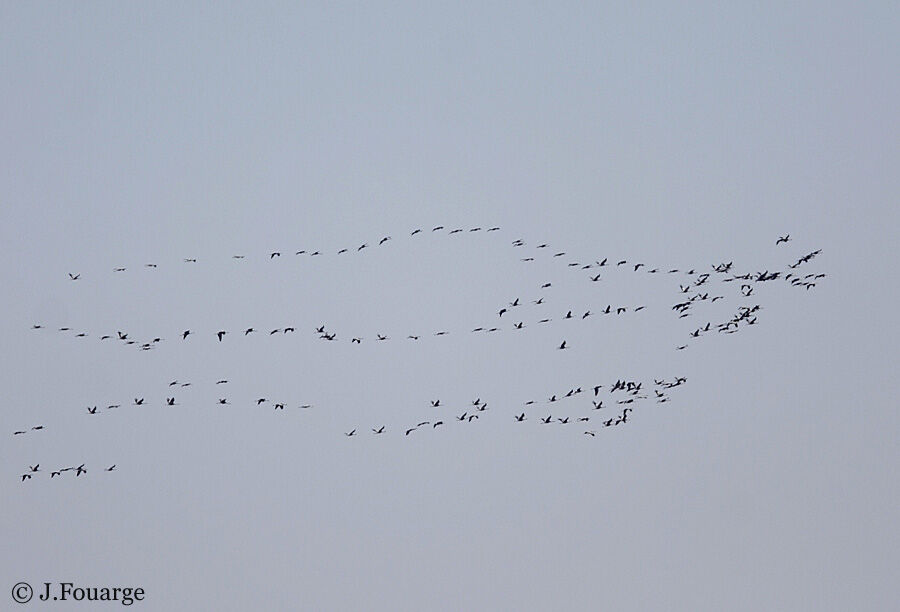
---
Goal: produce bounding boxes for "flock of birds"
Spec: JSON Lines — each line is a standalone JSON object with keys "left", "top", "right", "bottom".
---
{"left": 17, "top": 227, "right": 825, "bottom": 482}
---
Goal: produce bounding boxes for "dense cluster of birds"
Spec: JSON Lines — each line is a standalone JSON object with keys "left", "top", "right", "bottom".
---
{"left": 17, "top": 225, "right": 826, "bottom": 481}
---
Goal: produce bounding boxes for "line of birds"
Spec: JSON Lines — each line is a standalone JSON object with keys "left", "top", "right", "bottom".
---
{"left": 349, "top": 376, "right": 687, "bottom": 438}
{"left": 60, "top": 225, "right": 816, "bottom": 303}
{"left": 20, "top": 463, "right": 115, "bottom": 481}
{"left": 65, "top": 226, "right": 508, "bottom": 281}
{"left": 12, "top": 370, "right": 689, "bottom": 452}
{"left": 32, "top": 300, "right": 645, "bottom": 351}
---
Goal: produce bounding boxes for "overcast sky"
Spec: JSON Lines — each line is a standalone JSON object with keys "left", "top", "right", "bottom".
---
{"left": 2, "top": 3, "right": 897, "bottom": 610}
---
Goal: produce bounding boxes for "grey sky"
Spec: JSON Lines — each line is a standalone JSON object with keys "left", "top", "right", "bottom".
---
{"left": 2, "top": 3, "right": 897, "bottom": 610}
